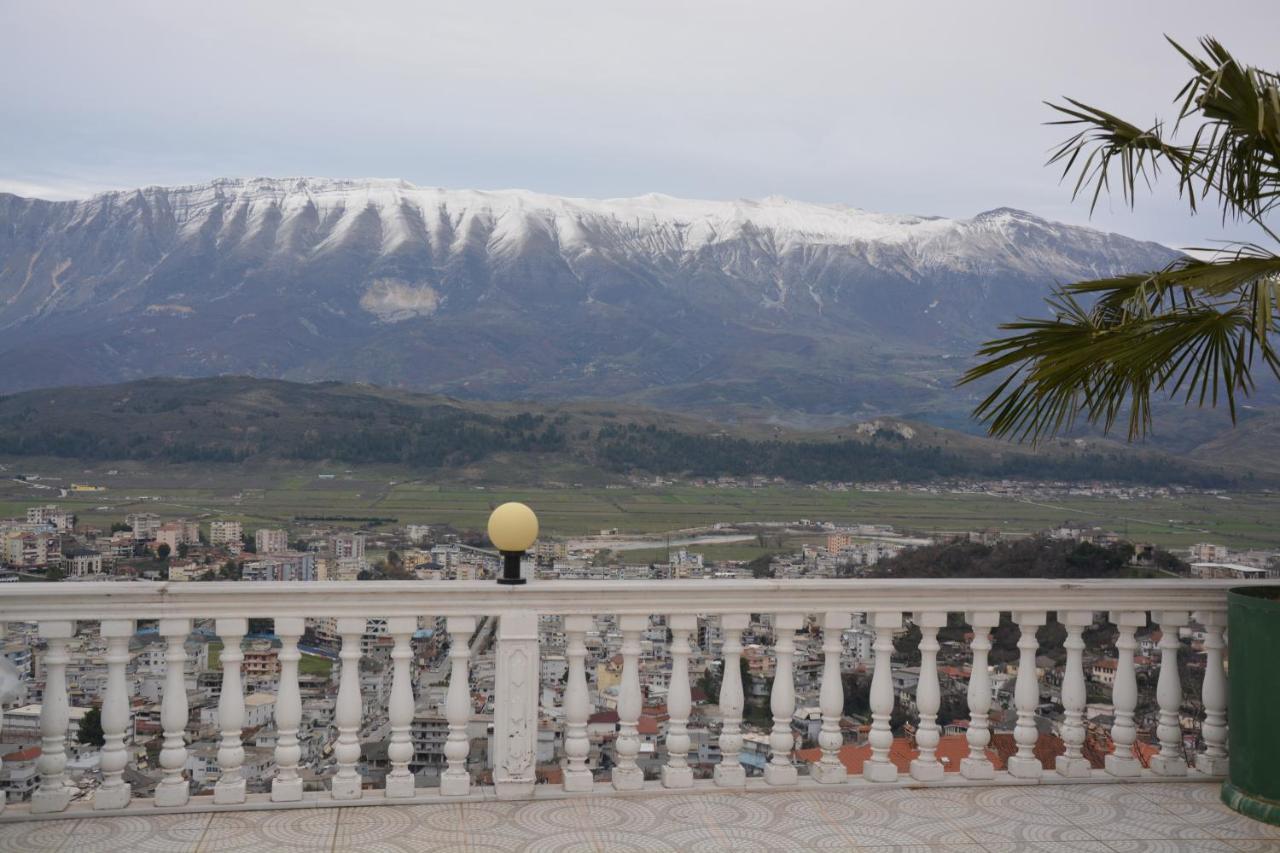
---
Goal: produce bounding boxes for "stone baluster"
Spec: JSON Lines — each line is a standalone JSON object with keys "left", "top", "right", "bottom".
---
{"left": 441, "top": 616, "right": 476, "bottom": 795}
{"left": 96, "top": 619, "right": 135, "bottom": 810}
{"left": 214, "top": 618, "right": 248, "bottom": 805}
{"left": 562, "top": 615, "right": 593, "bottom": 792}
{"left": 31, "top": 620, "right": 74, "bottom": 814}
{"left": 386, "top": 617, "right": 418, "bottom": 798}
{"left": 270, "top": 618, "right": 304, "bottom": 802}
{"left": 714, "top": 613, "right": 749, "bottom": 787}
{"left": 1151, "top": 610, "right": 1189, "bottom": 776}
{"left": 1055, "top": 610, "right": 1093, "bottom": 778}
{"left": 961, "top": 610, "right": 997, "bottom": 780}
{"left": 865, "top": 611, "right": 901, "bottom": 782}
{"left": 910, "top": 611, "right": 945, "bottom": 781}
{"left": 662, "top": 614, "right": 696, "bottom": 788}
{"left": 156, "top": 618, "right": 192, "bottom": 806}
{"left": 612, "top": 614, "right": 647, "bottom": 790}
{"left": 331, "top": 617, "right": 366, "bottom": 800}
{"left": 1105, "top": 610, "right": 1145, "bottom": 777}
{"left": 812, "top": 611, "right": 850, "bottom": 784}
{"left": 1008, "top": 610, "right": 1046, "bottom": 779}
{"left": 765, "top": 613, "right": 803, "bottom": 786}
{"left": 1194, "top": 609, "right": 1229, "bottom": 775}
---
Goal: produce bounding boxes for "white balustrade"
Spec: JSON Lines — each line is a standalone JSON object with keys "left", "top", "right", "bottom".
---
{"left": 865, "top": 611, "right": 901, "bottom": 783}
{"left": 960, "top": 610, "right": 997, "bottom": 780}
{"left": 764, "top": 612, "right": 802, "bottom": 786}
{"left": 440, "top": 615, "right": 476, "bottom": 796}
{"left": 1008, "top": 610, "right": 1045, "bottom": 779}
{"left": 331, "top": 617, "right": 365, "bottom": 800}
{"left": 612, "top": 613, "right": 647, "bottom": 791}
{"left": 270, "top": 618, "right": 304, "bottom": 802}
{"left": 1150, "top": 610, "right": 1189, "bottom": 776}
{"left": 661, "top": 613, "right": 696, "bottom": 788}
{"left": 213, "top": 618, "right": 248, "bottom": 805}
{"left": 1194, "top": 609, "right": 1230, "bottom": 775}
{"left": 386, "top": 616, "right": 418, "bottom": 798}
{"left": 0, "top": 578, "right": 1251, "bottom": 823}
{"left": 96, "top": 619, "right": 134, "bottom": 810}
{"left": 155, "top": 618, "right": 192, "bottom": 807}
{"left": 1105, "top": 610, "right": 1145, "bottom": 777}
{"left": 811, "top": 610, "right": 850, "bottom": 784}
{"left": 714, "top": 613, "right": 749, "bottom": 787}
{"left": 31, "top": 620, "right": 73, "bottom": 814}
{"left": 1055, "top": 610, "right": 1092, "bottom": 778}
{"left": 562, "top": 615, "right": 593, "bottom": 792}
{"left": 910, "top": 611, "right": 945, "bottom": 782}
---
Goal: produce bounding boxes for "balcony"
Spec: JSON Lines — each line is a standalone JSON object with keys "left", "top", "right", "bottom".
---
{"left": 0, "top": 578, "right": 1268, "bottom": 851}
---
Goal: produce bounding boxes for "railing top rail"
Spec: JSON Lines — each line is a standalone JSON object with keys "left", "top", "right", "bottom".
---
{"left": 0, "top": 578, "right": 1256, "bottom": 622}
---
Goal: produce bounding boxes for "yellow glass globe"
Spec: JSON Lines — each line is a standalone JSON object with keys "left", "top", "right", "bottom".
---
{"left": 488, "top": 502, "right": 539, "bottom": 552}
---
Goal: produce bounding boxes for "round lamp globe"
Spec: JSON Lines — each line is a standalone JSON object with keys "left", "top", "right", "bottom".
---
{"left": 488, "top": 502, "right": 539, "bottom": 553}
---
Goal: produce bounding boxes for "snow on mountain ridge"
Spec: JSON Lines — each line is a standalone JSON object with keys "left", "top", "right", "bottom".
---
{"left": 51, "top": 177, "right": 1077, "bottom": 258}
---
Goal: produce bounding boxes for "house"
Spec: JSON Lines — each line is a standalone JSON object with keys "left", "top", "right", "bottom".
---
{"left": 0, "top": 746, "right": 40, "bottom": 803}
{"left": 1091, "top": 659, "right": 1119, "bottom": 686}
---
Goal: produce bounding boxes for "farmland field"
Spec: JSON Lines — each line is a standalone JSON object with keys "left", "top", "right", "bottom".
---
{"left": 2, "top": 457, "right": 1278, "bottom": 550}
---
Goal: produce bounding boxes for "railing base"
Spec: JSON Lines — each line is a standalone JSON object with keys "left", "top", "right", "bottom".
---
{"left": 29, "top": 788, "right": 72, "bottom": 815}
{"left": 763, "top": 764, "right": 797, "bottom": 787}
{"left": 1196, "top": 754, "right": 1230, "bottom": 775}
{"left": 1007, "top": 757, "right": 1042, "bottom": 779}
{"left": 213, "top": 780, "right": 245, "bottom": 806}
{"left": 330, "top": 777, "right": 362, "bottom": 800}
{"left": 1105, "top": 755, "right": 1143, "bottom": 778}
{"left": 660, "top": 766, "right": 693, "bottom": 788}
{"left": 909, "top": 760, "right": 944, "bottom": 782}
{"left": 1055, "top": 756, "right": 1092, "bottom": 778}
{"left": 863, "top": 762, "right": 897, "bottom": 783}
{"left": 1149, "top": 755, "right": 1189, "bottom": 777}
{"left": 0, "top": 768, "right": 1228, "bottom": 824}
{"left": 270, "top": 778, "right": 303, "bottom": 803}
{"left": 94, "top": 783, "right": 133, "bottom": 810}
{"left": 960, "top": 758, "right": 995, "bottom": 780}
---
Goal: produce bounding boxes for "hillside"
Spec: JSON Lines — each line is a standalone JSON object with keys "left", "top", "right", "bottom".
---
{"left": 0, "top": 377, "right": 1246, "bottom": 487}
{"left": 0, "top": 178, "right": 1181, "bottom": 425}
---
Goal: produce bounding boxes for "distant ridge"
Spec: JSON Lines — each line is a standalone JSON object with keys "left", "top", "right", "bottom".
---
{"left": 0, "top": 376, "right": 1244, "bottom": 487}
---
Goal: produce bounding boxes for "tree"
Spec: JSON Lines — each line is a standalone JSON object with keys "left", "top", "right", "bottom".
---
{"left": 747, "top": 554, "right": 775, "bottom": 579}
{"left": 78, "top": 706, "right": 105, "bottom": 747}
{"left": 156, "top": 542, "right": 171, "bottom": 561}
{"left": 963, "top": 38, "right": 1280, "bottom": 441}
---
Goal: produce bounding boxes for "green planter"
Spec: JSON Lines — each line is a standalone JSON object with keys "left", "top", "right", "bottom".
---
{"left": 1221, "top": 586, "right": 1280, "bottom": 825}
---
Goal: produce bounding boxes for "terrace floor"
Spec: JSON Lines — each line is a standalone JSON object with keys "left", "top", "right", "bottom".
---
{"left": 2, "top": 780, "right": 1277, "bottom": 853}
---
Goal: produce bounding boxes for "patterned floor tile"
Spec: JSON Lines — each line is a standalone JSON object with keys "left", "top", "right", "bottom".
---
{"left": 980, "top": 843, "right": 1110, "bottom": 853}
{"left": 0, "top": 819, "right": 78, "bottom": 853}
{"left": 63, "top": 812, "right": 211, "bottom": 853}
{"left": 197, "top": 807, "right": 339, "bottom": 852}
{"left": 1225, "top": 841, "right": 1280, "bottom": 852}
{"left": 1101, "top": 841, "right": 1243, "bottom": 852}
{"left": 3, "top": 780, "right": 1259, "bottom": 852}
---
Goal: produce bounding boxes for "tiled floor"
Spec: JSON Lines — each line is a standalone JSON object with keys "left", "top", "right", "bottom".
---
{"left": 1, "top": 782, "right": 1276, "bottom": 852}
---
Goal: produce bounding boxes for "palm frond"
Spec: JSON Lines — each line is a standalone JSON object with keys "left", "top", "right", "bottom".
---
{"left": 961, "top": 256, "right": 1280, "bottom": 442}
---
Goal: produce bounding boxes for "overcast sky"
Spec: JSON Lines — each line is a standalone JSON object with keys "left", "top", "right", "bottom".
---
{"left": 2, "top": 1, "right": 1276, "bottom": 247}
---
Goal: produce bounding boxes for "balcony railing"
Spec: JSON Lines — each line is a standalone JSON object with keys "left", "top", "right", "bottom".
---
{"left": 0, "top": 578, "right": 1245, "bottom": 821}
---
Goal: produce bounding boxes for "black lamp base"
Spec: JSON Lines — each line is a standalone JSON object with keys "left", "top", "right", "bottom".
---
{"left": 497, "top": 551, "right": 526, "bottom": 585}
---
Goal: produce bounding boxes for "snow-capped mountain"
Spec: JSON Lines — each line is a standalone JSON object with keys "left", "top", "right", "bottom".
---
{"left": 0, "top": 177, "right": 1179, "bottom": 420}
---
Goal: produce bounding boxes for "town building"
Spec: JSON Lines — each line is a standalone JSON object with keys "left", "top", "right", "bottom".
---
{"left": 209, "top": 520, "right": 244, "bottom": 547}
{"left": 255, "top": 528, "right": 289, "bottom": 554}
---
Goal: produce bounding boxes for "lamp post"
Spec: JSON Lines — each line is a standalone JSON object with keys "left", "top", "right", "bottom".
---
{"left": 488, "top": 502, "right": 538, "bottom": 585}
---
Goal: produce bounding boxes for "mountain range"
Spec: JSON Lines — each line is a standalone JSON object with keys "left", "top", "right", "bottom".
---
{"left": 0, "top": 178, "right": 1182, "bottom": 427}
